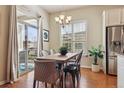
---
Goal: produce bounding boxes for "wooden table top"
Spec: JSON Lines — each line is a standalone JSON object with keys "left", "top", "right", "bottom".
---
{"left": 36, "top": 53, "right": 79, "bottom": 62}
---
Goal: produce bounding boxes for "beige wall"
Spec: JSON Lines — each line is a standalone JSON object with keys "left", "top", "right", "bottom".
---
{"left": 49, "top": 6, "right": 104, "bottom": 67}
{"left": 49, "top": 6, "right": 104, "bottom": 52}
{"left": 40, "top": 8, "right": 50, "bottom": 51}
{"left": 49, "top": 5, "right": 123, "bottom": 67}
{"left": 0, "top": 6, "right": 10, "bottom": 84}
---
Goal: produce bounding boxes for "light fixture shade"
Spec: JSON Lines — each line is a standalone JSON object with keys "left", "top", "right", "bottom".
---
{"left": 59, "top": 15, "right": 65, "bottom": 20}
{"left": 55, "top": 15, "right": 71, "bottom": 28}
{"left": 59, "top": 20, "right": 62, "bottom": 24}
{"left": 65, "top": 19, "right": 69, "bottom": 24}
{"left": 67, "top": 16, "right": 72, "bottom": 21}
{"left": 55, "top": 17, "right": 59, "bottom": 22}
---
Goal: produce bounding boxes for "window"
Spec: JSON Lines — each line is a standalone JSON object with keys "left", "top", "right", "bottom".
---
{"left": 60, "top": 20, "right": 87, "bottom": 54}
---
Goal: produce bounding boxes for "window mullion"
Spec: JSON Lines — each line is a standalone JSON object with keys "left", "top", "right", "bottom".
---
{"left": 72, "top": 23, "right": 74, "bottom": 52}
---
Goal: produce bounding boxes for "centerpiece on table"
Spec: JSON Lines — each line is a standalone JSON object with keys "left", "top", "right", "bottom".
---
{"left": 59, "top": 46, "right": 68, "bottom": 56}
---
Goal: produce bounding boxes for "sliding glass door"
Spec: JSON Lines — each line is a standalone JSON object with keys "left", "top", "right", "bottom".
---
{"left": 18, "top": 23, "right": 27, "bottom": 75}
{"left": 17, "top": 19, "right": 38, "bottom": 75}
{"left": 27, "top": 25, "right": 38, "bottom": 73}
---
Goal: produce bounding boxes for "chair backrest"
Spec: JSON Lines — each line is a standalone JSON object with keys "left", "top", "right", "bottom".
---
{"left": 40, "top": 50, "right": 49, "bottom": 56}
{"left": 34, "top": 59, "right": 59, "bottom": 84}
{"left": 49, "top": 49, "right": 56, "bottom": 55}
{"left": 76, "top": 50, "right": 83, "bottom": 64}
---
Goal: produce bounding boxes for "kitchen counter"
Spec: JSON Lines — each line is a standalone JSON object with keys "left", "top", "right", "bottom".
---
{"left": 117, "top": 54, "right": 124, "bottom": 88}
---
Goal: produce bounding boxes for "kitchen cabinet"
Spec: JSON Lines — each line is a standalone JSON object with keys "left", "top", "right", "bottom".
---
{"left": 117, "top": 54, "right": 124, "bottom": 88}
{"left": 107, "top": 9, "right": 121, "bottom": 26}
{"left": 105, "top": 11, "right": 109, "bottom": 26}
{"left": 108, "top": 56, "right": 117, "bottom": 75}
{"left": 121, "top": 8, "right": 124, "bottom": 24}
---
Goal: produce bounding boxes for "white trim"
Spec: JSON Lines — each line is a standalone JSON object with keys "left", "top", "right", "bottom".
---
{"left": 0, "top": 80, "right": 7, "bottom": 85}
{"left": 0, "top": 78, "right": 20, "bottom": 86}
{"left": 81, "top": 65, "right": 103, "bottom": 70}
{"left": 81, "top": 65, "right": 91, "bottom": 68}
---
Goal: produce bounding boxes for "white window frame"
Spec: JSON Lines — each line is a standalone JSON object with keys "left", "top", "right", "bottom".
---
{"left": 60, "top": 20, "right": 88, "bottom": 54}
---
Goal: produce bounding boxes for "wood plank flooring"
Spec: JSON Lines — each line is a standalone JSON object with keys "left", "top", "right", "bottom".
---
{"left": 0, "top": 68, "right": 117, "bottom": 88}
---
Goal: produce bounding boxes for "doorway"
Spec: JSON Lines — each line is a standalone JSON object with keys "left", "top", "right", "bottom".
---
{"left": 17, "top": 19, "right": 38, "bottom": 75}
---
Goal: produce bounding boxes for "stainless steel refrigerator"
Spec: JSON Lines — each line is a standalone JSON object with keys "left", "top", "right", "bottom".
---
{"left": 106, "top": 25, "right": 124, "bottom": 75}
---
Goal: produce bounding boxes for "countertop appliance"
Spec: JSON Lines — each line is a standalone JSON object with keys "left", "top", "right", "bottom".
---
{"left": 106, "top": 25, "right": 124, "bottom": 75}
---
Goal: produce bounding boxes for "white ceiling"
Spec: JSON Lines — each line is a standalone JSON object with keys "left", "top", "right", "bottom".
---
{"left": 16, "top": 5, "right": 86, "bottom": 18}
{"left": 17, "top": 5, "right": 39, "bottom": 17}
{"left": 40, "top": 5, "right": 86, "bottom": 13}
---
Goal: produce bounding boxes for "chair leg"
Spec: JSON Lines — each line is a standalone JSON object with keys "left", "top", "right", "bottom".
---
{"left": 78, "top": 66, "right": 81, "bottom": 77}
{"left": 33, "top": 80, "right": 36, "bottom": 88}
{"left": 37, "top": 81, "right": 39, "bottom": 88}
{"left": 45, "top": 83, "right": 47, "bottom": 88}
{"left": 59, "top": 75, "right": 63, "bottom": 88}
{"left": 76, "top": 71, "right": 79, "bottom": 87}
{"left": 51, "top": 84, "right": 54, "bottom": 88}
{"left": 76, "top": 71, "right": 80, "bottom": 81}
{"left": 64, "top": 72, "right": 67, "bottom": 88}
{"left": 71, "top": 73, "right": 75, "bottom": 88}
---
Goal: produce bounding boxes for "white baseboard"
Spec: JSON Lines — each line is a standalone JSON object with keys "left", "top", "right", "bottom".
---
{"left": 81, "top": 65, "right": 103, "bottom": 70}
{"left": 0, "top": 80, "right": 7, "bottom": 85}
{"left": 81, "top": 65, "right": 91, "bottom": 68}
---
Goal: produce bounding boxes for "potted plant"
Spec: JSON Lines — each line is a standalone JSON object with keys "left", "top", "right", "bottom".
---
{"left": 88, "top": 45, "right": 104, "bottom": 72}
{"left": 59, "top": 46, "right": 68, "bottom": 56}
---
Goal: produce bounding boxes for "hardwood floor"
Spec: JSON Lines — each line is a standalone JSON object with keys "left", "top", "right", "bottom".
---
{"left": 0, "top": 68, "right": 117, "bottom": 88}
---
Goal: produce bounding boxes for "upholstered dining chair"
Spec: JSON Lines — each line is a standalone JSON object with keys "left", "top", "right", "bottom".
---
{"left": 49, "top": 49, "right": 56, "bottom": 55}
{"left": 39, "top": 50, "right": 49, "bottom": 56}
{"left": 33, "top": 59, "right": 63, "bottom": 88}
{"left": 63, "top": 50, "right": 83, "bottom": 88}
